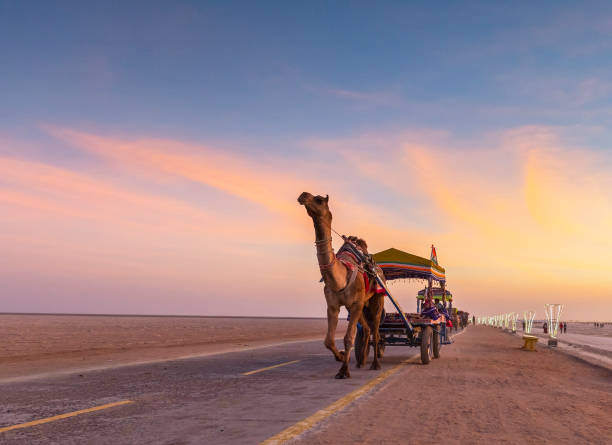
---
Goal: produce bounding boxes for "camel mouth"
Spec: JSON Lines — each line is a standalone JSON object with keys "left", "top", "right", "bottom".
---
{"left": 297, "top": 192, "right": 311, "bottom": 205}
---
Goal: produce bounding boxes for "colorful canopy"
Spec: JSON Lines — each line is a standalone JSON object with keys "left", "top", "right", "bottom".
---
{"left": 373, "top": 247, "right": 446, "bottom": 283}
{"left": 417, "top": 287, "right": 452, "bottom": 301}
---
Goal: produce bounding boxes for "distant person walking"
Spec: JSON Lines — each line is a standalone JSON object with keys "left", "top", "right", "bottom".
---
{"left": 522, "top": 320, "right": 526, "bottom": 331}
{"left": 558, "top": 322, "right": 563, "bottom": 334}
{"left": 564, "top": 322, "right": 567, "bottom": 333}
{"left": 543, "top": 322, "right": 548, "bottom": 334}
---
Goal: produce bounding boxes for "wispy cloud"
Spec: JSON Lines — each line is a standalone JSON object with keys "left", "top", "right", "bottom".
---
{"left": 47, "top": 126, "right": 313, "bottom": 218}
{"left": 44, "top": 126, "right": 414, "bottom": 240}
{"left": 308, "top": 125, "right": 612, "bottom": 318}
{"left": 2, "top": 124, "right": 611, "bottom": 318}
{"left": 324, "top": 88, "right": 399, "bottom": 106}
{"left": 498, "top": 72, "right": 612, "bottom": 108}
{"left": 303, "top": 84, "right": 402, "bottom": 108}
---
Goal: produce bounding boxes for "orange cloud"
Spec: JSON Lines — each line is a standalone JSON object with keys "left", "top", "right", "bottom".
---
{"left": 0, "top": 154, "right": 310, "bottom": 247}
{"left": 44, "top": 127, "right": 423, "bottom": 245}
{"left": 0, "top": 156, "right": 212, "bottom": 227}
{"left": 525, "top": 146, "right": 612, "bottom": 237}
{"left": 2, "top": 125, "right": 611, "bottom": 319}
{"left": 309, "top": 127, "right": 612, "bottom": 319}
{"left": 47, "top": 127, "right": 312, "bottom": 218}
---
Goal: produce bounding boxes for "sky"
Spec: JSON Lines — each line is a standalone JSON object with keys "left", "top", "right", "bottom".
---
{"left": 1, "top": 1, "right": 611, "bottom": 320}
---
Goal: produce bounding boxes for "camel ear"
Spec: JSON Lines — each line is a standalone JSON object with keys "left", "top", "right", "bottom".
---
{"left": 324, "top": 195, "right": 329, "bottom": 203}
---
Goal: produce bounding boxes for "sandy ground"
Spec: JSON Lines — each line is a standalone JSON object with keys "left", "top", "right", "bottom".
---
{"left": 522, "top": 322, "right": 612, "bottom": 369}
{"left": 552, "top": 333, "right": 612, "bottom": 351}
{"left": 530, "top": 321, "right": 612, "bottom": 338}
{"left": 0, "top": 314, "right": 347, "bottom": 381}
{"left": 295, "top": 326, "right": 612, "bottom": 445}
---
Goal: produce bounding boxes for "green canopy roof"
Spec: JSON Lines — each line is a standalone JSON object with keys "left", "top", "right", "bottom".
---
{"left": 417, "top": 287, "right": 452, "bottom": 301}
{"left": 373, "top": 247, "right": 446, "bottom": 283}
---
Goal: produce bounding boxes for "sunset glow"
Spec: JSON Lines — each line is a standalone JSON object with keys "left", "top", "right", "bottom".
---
{"left": 1, "top": 2, "right": 611, "bottom": 320}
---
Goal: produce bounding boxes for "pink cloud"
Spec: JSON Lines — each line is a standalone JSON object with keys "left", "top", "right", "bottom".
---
{"left": 47, "top": 127, "right": 314, "bottom": 218}
{"left": 2, "top": 124, "right": 611, "bottom": 319}
{"left": 307, "top": 126, "right": 612, "bottom": 319}
{"left": 44, "top": 126, "right": 418, "bottom": 244}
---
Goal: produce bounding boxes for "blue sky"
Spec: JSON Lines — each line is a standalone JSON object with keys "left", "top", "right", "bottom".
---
{"left": 3, "top": 1, "right": 612, "bottom": 148}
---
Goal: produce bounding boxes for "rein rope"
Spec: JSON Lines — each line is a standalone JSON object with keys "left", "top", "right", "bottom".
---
{"left": 314, "top": 225, "right": 374, "bottom": 276}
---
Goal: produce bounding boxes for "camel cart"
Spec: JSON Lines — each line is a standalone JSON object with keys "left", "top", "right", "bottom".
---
{"left": 355, "top": 247, "right": 451, "bottom": 365}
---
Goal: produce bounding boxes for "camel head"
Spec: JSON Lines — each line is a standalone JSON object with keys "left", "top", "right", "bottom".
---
{"left": 297, "top": 192, "right": 331, "bottom": 225}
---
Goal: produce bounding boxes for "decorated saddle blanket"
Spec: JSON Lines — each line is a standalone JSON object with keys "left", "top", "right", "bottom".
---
{"left": 421, "top": 305, "right": 453, "bottom": 326}
{"left": 336, "top": 241, "right": 386, "bottom": 295}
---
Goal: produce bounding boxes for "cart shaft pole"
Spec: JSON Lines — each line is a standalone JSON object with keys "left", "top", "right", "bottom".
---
{"left": 376, "top": 276, "right": 413, "bottom": 331}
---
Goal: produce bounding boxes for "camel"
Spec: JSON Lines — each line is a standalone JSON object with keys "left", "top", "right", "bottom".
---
{"left": 297, "top": 192, "right": 384, "bottom": 379}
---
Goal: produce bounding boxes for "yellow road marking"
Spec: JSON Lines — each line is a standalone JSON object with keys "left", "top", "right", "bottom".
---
{"left": 260, "top": 356, "right": 420, "bottom": 444}
{"left": 0, "top": 400, "right": 134, "bottom": 434}
{"left": 243, "top": 360, "right": 300, "bottom": 376}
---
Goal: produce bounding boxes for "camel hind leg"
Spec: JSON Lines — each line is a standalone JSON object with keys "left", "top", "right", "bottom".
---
{"left": 368, "top": 294, "right": 384, "bottom": 370}
{"left": 355, "top": 312, "right": 370, "bottom": 368}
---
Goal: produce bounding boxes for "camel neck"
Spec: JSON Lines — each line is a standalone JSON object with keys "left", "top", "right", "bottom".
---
{"left": 313, "top": 219, "right": 330, "bottom": 244}
{"left": 312, "top": 219, "right": 347, "bottom": 292}
{"left": 313, "top": 219, "right": 333, "bottom": 263}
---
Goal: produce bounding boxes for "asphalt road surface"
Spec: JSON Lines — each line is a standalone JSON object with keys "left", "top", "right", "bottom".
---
{"left": 0, "top": 335, "right": 455, "bottom": 444}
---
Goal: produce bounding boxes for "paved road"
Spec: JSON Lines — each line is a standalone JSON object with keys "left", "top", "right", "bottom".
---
{"left": 0, "top": 337, "right": 433, "bottom": 444}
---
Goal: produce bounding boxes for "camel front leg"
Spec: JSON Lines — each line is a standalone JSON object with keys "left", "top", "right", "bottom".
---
{"left": 336, "top": 302, "right": 363, "bottom": 379}
{"left": 324, "top": 305, "right": 344, "bottom": 362}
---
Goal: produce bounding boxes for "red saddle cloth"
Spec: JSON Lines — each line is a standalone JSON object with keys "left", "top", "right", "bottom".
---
{"left": 336, "top": 250, "right": 386, "bottom": 295}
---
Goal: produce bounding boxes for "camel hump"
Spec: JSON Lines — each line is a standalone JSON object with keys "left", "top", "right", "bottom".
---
{"left": 346, "top": 235, "right": 368, "bottom": 253}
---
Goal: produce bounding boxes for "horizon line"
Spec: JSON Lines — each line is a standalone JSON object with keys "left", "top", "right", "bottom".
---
{"left": 0, "top": 312, "right": 328, "bottom": 320}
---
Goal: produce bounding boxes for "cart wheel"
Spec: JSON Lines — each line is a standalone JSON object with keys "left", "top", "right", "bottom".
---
{"left": 354, "top": 325, "right": 364, "bottom": 366}
{"left": 433, "top": 327, "right": 441, "bottom": 359}
{"left": 420, "top": 326, "right": 433, "bottom": 364}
